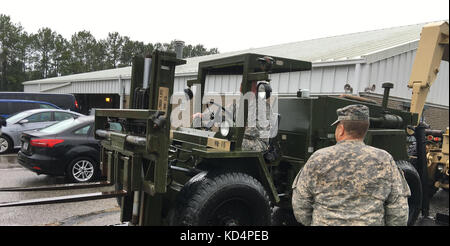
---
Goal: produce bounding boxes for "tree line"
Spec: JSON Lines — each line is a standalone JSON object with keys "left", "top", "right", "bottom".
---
{"left": 0, "top": 14, "right": 219, "bottom": 91}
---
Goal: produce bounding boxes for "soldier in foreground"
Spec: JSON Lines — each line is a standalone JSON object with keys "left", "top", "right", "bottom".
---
{"left": 291, "top": 104, "right": 411, "bottom": 226}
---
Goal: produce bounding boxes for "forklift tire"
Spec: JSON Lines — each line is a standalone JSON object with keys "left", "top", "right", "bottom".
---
{"left": 174, "top": 171, "right": 271, "bottom": 226}
{"left": 397, "top": 160, "right": 422, "bottom": 226}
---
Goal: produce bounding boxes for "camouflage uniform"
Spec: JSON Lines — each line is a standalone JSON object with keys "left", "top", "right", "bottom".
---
{"left": 201, "top": 95, "right": 272, "bottom": 152}
{"left": 241, "top": 98, "right": 271, "bottom": 151}
{"left": 291, "top": 104, "right": 411, "bottom": 226}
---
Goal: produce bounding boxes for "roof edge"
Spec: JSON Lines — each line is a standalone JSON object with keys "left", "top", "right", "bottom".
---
{"left": 22, "top": 74, "right": 132, "bottom": 85}
{"left": 312, "top": 58, "right": 365, "bottom": 67}
{"left": 362, "top": 40, "right": 419, "bottom": 64}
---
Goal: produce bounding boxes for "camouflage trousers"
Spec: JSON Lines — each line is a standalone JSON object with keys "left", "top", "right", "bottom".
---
{"left": 242, "top": 137, "right": 269, "bottom": 152}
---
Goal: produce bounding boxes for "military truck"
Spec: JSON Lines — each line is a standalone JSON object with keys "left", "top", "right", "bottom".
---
{"left": 92, "top": 51, "right": 424, "bottom": 226}
{"left": 0, "top": 50, "right": 423, "bottom": 226}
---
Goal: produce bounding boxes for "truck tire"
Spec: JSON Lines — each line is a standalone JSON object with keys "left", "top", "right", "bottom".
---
{"left": 396, "top": 160, "right": 422, "bottom": 226}
{"left": 174, "top": 171, "right": 271, "bottom": 226}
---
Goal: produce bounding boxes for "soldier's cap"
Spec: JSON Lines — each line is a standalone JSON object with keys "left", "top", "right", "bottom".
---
{"left": 331, "top": 104, "right": 370, "bottom": 126}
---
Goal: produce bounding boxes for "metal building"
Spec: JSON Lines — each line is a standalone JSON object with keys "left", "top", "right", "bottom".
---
{"left": 22, "top": 21, "right": 449, "bottom": 127}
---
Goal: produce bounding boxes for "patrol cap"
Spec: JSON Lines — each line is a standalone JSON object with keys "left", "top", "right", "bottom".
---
{"left": 331, "top": 104, "right": 370, "bottom": 126}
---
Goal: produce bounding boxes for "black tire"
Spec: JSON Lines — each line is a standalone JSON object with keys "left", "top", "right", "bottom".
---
{"left": 0, "top": 135, "right": 12, "bottom": 154}
{"left": 66, "top": 157, "right": 99, "bottom": 183}
{"left": 174, "top": 171, "right": 271, "bottom": 226}
{"left": 397, "top": 160, "right": 422, "bottom": 226}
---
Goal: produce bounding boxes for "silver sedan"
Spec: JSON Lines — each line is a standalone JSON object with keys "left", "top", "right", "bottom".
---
{"left": 0, "top": 109, "right": 84, "bottom": 154}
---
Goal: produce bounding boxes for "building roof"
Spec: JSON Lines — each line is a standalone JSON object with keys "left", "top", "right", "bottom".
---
{"left": 23, "top": 66, "right": 131, "bottom": 85}
{"left": 23, "top": 20, "right": 441, "bottom": 85}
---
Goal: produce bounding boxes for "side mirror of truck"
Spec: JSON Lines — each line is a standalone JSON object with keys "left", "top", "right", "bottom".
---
{"left": 257, "top": 82, "right": 272, "bottom": 100}
{"left": 184, "top": 88, "right": 194, "bottom": 100}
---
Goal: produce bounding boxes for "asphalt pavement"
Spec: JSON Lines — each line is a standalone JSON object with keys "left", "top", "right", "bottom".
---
{"left": 0, "top": 152, "right": 122, "bottom": 226}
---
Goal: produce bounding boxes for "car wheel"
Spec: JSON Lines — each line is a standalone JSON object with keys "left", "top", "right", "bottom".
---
{"left": 0, "top": 135, "right": 12, "bottom": 154}
{"left": 66, "top": 157, "right": 99, "bottom": 183}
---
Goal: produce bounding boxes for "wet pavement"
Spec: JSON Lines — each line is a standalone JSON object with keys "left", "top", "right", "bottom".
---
{"left": 0, "top": 153, "right": 121, "bottom": 226}
{"left": 0, "top": 154, "right": 21, "bottom": 169}
{"left": 0, "top": 153, "right": 448, "bottom": 226}
{"left": 415, "top": 188, "right": 449, "bottom": 226}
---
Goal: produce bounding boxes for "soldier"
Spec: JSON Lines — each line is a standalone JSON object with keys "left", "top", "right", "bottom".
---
{"left": 291, "top": 104, "right": 411, "bottom": 226}
{"left": 192, "top": 81, "right": 273, "bottom": 152}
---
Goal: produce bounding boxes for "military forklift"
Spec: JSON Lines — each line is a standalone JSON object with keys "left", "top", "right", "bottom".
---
{"left": 95, "top": 51, "right": 427, "bottom": 226}
{"left": 0, "top": 50, "right": 425, "bottom": 226}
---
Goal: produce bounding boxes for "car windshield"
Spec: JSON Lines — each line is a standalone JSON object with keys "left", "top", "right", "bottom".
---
{"left": 40, "top": 117, "right": 80, "bottom": 134}
{"left": 6, "top": 111, "right": 30, "bottom": 123}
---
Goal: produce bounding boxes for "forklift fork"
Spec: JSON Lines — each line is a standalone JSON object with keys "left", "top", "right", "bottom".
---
{"left": 0, "top": 190, "right": 127, "bottom": 208}
{"left": 0, "top": 181, "right": 113, "bottom": 192}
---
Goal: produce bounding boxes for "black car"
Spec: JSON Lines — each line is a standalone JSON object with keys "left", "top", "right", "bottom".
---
{"left": 18, "top": 115, "right": 121, "bottom": 183}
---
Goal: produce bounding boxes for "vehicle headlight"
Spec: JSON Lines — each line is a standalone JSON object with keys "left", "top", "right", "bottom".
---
{"left": 220, "top": 121, "right": 230, "bottom": 137}
{"left": 257, "top": 82, "right": 272, "bottom": 100}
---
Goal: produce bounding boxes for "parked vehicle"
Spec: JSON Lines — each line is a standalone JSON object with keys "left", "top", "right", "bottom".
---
{"left": 0, "top": 116, "right": 5, "bottom": 135}
{"left": 18, "top": 116, "right": 121, "bottom": 183}
{"left": 0, "top": 109, "right": 83, "bottom": 154}
{"left": 0, "top": 92, "right": 79, "bottom": 112}
{"left": 0, "top": 99, "right": 61, "bottom": 118}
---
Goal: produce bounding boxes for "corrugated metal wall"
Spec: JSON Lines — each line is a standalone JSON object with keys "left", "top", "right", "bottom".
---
{"left": 360, "top": 50, "right": 449, "bottom": 106}
{"left": 23, "top": 84, "right": 39, "bottom": 92}
{"left": 24, "top": 51, "right": 449, "bottom": 107}
{"left": 173, "top": 65, "right": 356, "bottom": 96}
{"left": 174, "top": 52, "right": 448, "bottom": 107}
{"left": 24, "top": 79, "right": 132, "bottom": 96}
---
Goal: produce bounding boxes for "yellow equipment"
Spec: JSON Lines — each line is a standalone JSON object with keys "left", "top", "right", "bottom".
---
{"left": 408, "top": 21, "right": 448, "bottom": 124}
{"left": 407, "top": 21, "right": 448, "bottom": 218}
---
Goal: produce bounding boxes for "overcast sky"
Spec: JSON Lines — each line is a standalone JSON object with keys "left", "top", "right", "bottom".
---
{"left": 1, "top": 0, "right": 449, "bottom": 53}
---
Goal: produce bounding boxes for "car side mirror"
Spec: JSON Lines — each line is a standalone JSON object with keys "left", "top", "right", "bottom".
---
{"left": 18, "top": 119, "right": 29, "bottom": 124}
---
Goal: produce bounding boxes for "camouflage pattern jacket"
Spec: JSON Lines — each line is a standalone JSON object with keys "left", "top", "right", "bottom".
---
{"left": 292, "top": 140, "right": 411, "bottom": 226}
{"left": 218, "top": 98, "right": 272, "bottom": 151}
{"left": 241, "top": 99, "right": 272, "bottom": 151}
